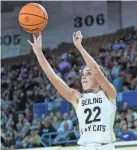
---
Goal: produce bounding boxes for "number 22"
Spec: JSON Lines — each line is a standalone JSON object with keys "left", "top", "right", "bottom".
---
{"left": 84, "top": 107, "right": 101, "bottom": 124}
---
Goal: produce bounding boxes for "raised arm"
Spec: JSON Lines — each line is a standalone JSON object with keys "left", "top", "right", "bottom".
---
{"left": 73, "top": 31, "right": 116, "bottom": 104}
{"left": 28, "top": 33, "right": 80, "bottom": 104}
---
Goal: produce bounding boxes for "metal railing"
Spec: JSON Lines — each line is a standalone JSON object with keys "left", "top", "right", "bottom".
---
{"left": 40, "top": 131, "right": 78, "bottom": 147}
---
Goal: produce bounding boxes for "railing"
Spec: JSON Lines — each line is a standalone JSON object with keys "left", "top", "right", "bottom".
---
{"left": 40, "top": 131, "right": 137, "bottom": 148}
{"left": 40, "top": 131, "right": 78, "bottom": 147}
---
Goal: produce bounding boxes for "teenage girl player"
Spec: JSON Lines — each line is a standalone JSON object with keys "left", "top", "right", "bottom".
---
{"left": 28, "top": 31, "right": 117, "bottom": 150}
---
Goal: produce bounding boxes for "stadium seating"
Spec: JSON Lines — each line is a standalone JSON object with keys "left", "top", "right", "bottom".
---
{"left": 1, "top": 26, "right": 137, "bottom": 149}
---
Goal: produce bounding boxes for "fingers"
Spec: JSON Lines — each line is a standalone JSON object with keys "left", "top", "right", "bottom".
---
{"left": 77, "top": 31, "right": 81, "bottom": 35}
{"left": 37, "top": 32, "right": 42, "bottom": 41}
{"left": 39, "top": 32, "right": 42, "bottom": 37}
{"left": 73, "top": 32, "right": 75, "bottom": 38}
{"left": 76, "top": 31, "right": 82, "bottom": 37}
{"left": 73, "top": 31, "right": 82, "bottom": 40}
{"left": 27, "top": 40, "right": 33, "bottom": 46}
{"left": 73, "top": 32, "right": 76, "bottom": 41}
{"left": 33, "top": 34, "right": 36, "bottom": 42}
{"left": 73, "top": 33, "right": 78, "bottom": 42}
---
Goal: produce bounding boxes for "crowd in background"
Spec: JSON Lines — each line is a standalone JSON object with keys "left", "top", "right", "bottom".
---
{"left": 1, "top": 29, "right": 137, "bottom": 149}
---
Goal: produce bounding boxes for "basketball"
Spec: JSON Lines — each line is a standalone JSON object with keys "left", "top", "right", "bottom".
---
{"left": 18, "top": 3, "right": 48, "bottom": 33}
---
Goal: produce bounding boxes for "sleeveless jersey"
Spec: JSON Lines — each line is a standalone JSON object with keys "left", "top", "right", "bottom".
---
{"left": 75, "top": 90, "right": 116, "bottom": 146}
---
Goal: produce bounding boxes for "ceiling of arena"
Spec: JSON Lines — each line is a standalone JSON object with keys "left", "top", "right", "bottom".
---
{"left": 1, "top": 1, "right": 43, "bottom": 13}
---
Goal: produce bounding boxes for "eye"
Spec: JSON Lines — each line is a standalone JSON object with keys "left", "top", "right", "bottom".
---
{"left": 87, "top": 72, "right": 91, "bottom": 75}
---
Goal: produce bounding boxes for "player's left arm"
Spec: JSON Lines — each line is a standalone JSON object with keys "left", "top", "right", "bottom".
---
{"left": 73, "top": 31, "right": 116, "bottom": 104}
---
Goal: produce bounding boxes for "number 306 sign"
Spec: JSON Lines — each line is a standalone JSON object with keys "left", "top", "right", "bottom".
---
{"left": 74, "top": 13, "right": 105, "bottom": 28}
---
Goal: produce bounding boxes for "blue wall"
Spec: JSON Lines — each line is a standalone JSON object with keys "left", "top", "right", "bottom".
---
{"left": 33, "top": 91, "right": 137, "bottom": 118}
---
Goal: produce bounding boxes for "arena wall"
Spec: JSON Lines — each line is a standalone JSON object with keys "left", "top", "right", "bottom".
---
{"left": 107, "top": 1, "right": 121, "bottom": 32}
{"left": 1, "top": 1, "right": 108, "bottom": 58}
{"left": 1, "top": 12, "right": 31, "bottom": 58}
{"left": 121, "top": 1, "right": 137, "bottom": 28}
{"left": 1, "top": 1, "right": 137, "bottom": 59}
{"left": 40, "top": 1, "right": 108, "bottom": 48}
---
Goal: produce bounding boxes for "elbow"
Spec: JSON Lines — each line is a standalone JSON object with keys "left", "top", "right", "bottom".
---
{"left": 50, "top": 74, "right": 63, "bottom": 84}
{"left": 107, "top": 85, "right": 117, "bottom": 101}
{"left": 111, "top": 86, "right": 117, "bottom": 98}
{"left": 50, "top": 74, "right": 58, "bottom": 82}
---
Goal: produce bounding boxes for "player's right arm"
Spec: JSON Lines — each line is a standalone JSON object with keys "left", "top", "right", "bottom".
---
{"left": 28, "top": 33, "right": 80, "bottom": 104}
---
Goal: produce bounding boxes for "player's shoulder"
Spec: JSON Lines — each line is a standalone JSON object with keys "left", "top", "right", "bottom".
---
{"left": 99, "top": 90, "right": 117, "bottom": 105}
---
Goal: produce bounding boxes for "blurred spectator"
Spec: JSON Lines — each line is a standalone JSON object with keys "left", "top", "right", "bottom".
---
{"left": 40, "top": 116, "right": 56, "bottom": 136}
{"left": 2, "top": 132, "right": 15, "bottom": 149}
{"left": 133, "top": 109, "right": 137, "bottom": 120}
{"left": 1, "top": 110, "right": 8, "bottom": 126}
{"left": 114, "top": 121, "right": 121, "bottom": 139}
{"left": 126, "top": 108, "right": 134, "bottom": 128}
{"left": 70, "top": 110, "right": 78, "bottom": 126}
{"left": 119, "top": 40, "right": 126, "bottom": 49}
{"left": 61, "top": 52, "right": 68, "bottom": 60}
{"left": 111, "top": 61, "right": 121, "bottom": 77}
{"left": 56, "top": 111, "right": 62, "bottom": 121}
{"left": 24, "top": 108, "right": 32, "bottom": 122}
{"left": 1, "top": 98, "right": 11, "bottom": 110}
{"left": 58, "top": 113, "right": 73, "bottom": 132}
{"left": 54, "top": 122, "right": 71, "bottom": 144}
{"left": 16, "top": 114, "right": 24, "bottom": 133}
{"left": 120, "top": 124, "right": 136, "bottom": 141}
{"left": 65, "top": 67, "right": 77, "bottom": 80}
{"left": 121, "top": 102, "right": 128, "bottom": 112}
{"left": 35, "top": 120, "right": 42, "bottom": 135}
{"left": 120, "top": 120, "right": 127, "bottom": 129}
{"left": 40, "top": 117, "right": 56, "bottom": 146}
{"left": 52, "top": 116, "right": 60, "bottom": 130}
{"left": 6, "top": 125, "right": 17, "bottom": 139}
{"left": 21, "top": 121, "right": 31, "bottom": 138}
{"left": 123, "top": 82, "right": 130, "bottom": 92}
{"left": 6, "top": 113, "right": 16, "bottom": 128}
{"left": 58, "top": 59, "right": 71, "bottom": 73}
{"left": 15, "top": 132, "right": 24, "bottom": 149}
{"left": 73, "top": 124, "right": 80, "bottom": 139}
{"left": 131, "top": 120, "right": 137, "bottom": 139}
{"left": 23, "top": 125, "right": 40, "bottom": 148}
{"left": 111, "top": 40, "right": 121, "bottom": 50}
{"left": 113, "top": 72, "right": 124, "bottom": 92}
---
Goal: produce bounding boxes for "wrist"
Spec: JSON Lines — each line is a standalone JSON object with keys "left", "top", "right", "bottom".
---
{"left": 75, "top": 44, "right": 83, "bottom": 50}
{"left": 35, "top": 50, "right": 43, "bottom": 56}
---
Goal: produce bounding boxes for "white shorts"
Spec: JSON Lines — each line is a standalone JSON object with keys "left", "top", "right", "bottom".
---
{"left": 79, "top": 143, "right": 116, "bottom": 150}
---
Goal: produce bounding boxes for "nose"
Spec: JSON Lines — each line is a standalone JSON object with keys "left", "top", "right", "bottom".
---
{"left": 82, "top": 76, "right": 86, "bottom": 80}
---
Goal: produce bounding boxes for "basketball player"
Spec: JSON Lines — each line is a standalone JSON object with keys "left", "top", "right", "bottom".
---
{"left": 28, "top": 31, "right": 117, "bottom": 150}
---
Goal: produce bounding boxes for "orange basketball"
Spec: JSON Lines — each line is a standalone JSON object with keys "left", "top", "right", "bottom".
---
{"left": 18, "top": 3, "right": 48, "bottom": 33}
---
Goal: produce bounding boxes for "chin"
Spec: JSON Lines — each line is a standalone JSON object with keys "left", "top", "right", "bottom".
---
{"left": 83, "top": 85, "right": 95, "bottom": 92}
{"left": 83, "top": 87, "right": 91, "bottom": 91}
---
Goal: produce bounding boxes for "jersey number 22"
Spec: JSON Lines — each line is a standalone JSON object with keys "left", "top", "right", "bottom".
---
{"left": 84, "top": 107, "right": 101, "bottom": 124}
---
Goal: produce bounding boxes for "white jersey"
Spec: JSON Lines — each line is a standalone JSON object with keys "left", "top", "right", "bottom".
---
{"left": 75, "top": 90, "right": 116, "bottom": 146}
